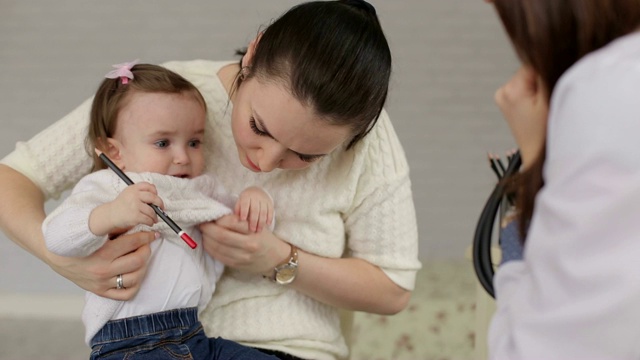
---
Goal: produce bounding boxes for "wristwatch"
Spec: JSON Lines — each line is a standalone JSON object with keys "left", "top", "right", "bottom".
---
{"left": 266, "top": 243, "right": 298, "bottom": 285}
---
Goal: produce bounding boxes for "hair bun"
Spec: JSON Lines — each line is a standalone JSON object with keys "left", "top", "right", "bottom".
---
{"left": 342, "top": 0, "right": 377, "bottom": 16}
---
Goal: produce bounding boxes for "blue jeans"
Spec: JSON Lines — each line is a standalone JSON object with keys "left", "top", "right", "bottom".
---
{"left": 90, "top": 307, "right": 278, "bottom": 360}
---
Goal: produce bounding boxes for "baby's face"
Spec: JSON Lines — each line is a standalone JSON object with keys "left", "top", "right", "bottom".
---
{"left": 110, "top": 91, "right": 206, "bottom": 178}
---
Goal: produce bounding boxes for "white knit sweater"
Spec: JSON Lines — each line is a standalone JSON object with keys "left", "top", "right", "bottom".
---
{"left": 2, "top": 60, "right": 422, "bottom": 360}
{"left": 42, "top": 171, "right": 233, "bottom": 344}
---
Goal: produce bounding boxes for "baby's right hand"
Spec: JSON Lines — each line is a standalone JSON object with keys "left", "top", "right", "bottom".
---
{"left": 110, "top": 182, "right": 164, "bottom": 230}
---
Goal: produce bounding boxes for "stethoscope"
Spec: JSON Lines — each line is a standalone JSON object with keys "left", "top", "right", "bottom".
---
{"left": 472, "top": 150, "right": 521, "bottom": 298}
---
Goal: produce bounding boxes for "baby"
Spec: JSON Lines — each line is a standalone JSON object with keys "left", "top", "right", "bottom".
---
{"left": 43, "top": 61, "right": 277, "bottom": 360}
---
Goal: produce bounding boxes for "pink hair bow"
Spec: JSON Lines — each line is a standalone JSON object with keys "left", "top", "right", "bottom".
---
{"left": 105, "top": 59, "right": 139, "bottom": 84}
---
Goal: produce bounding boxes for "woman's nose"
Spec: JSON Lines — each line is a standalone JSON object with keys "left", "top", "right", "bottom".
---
{"left": 258, "top": 145, "right": 286, "bottom": 172}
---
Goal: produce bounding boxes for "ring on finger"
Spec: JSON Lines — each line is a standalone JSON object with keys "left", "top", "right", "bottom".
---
{"left": 116, "top": 274, "right": 125, "bottom": 290}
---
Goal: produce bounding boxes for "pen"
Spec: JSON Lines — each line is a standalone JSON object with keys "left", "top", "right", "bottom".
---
{"left": 96, "top": 150, "right": 197, "bottom": 249}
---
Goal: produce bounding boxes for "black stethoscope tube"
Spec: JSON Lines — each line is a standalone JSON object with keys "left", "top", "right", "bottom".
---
{"left": 472, "top": 151, "right": 521, "bottom": 298}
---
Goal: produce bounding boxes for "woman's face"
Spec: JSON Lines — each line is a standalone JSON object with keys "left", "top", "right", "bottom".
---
{"left": 231, "top": 78, "right": 352, "bottom": 173}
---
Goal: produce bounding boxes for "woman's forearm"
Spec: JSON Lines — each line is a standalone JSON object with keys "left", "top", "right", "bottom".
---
{"left": 0, "top": 164, "right": 49, "bottom": 261}
{"left": 0, "top": 164, "right": 156, "bottom": 299}
{"left": 291, "top": 250, "right": 411, "bottom": 315}
{"left": 203, "top": 216, "right": 414, "bottom": 314}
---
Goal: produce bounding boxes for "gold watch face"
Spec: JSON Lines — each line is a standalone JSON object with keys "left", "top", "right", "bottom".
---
{"left": 275, "top": 263, "right": 298, "bottom": 284}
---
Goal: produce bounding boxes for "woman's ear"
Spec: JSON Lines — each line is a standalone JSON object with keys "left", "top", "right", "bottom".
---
{"left": 242, "top": 32, "right": 263, "bottom": 68}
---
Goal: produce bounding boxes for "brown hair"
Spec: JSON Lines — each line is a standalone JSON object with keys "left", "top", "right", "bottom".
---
{"left": 494, "top": 0, "right": 640, "bottom": 238}
{"left": 86, "top": 63, "right": 207, "bottom": 171}
{"left": 234, "top": 0, "right": 391, "bottom": 150}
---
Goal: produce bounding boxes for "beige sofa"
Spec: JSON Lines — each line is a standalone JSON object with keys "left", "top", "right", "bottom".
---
{"left": 350, "top": 261, "right": 477, "bottom": 360}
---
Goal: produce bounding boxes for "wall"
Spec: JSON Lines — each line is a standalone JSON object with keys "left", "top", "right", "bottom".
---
{"left": 0, "top": 0, "right": 518, "bottom": 296}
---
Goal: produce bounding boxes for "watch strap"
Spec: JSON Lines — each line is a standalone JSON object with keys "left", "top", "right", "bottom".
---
{"left": 264, "top": 243, "right": 298, "bottom": 283}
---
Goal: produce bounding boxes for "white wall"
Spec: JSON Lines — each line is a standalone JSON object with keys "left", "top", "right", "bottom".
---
{"left": 0, "top": 0, "right": 519, "bottom": 295}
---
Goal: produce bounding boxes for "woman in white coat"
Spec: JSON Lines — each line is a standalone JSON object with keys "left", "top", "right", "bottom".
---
{"left": 488, "top": 0, "right": 640, "bottom": 359}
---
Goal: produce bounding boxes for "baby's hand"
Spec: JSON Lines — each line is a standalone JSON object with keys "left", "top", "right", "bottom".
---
{"left": 235, "top": 186, "right": 274, "bottom": 233}
{"left": 110, "top": 182, "right": 164, "bottom": 229}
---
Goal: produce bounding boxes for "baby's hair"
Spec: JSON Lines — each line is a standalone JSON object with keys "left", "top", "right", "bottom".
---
{"left": 86, "top": 64, "right": 207, "bottom": 171}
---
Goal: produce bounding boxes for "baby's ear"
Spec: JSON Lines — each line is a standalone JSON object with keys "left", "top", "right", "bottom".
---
{"left": 103, "top": 138, "right": 125, "bottom": 169}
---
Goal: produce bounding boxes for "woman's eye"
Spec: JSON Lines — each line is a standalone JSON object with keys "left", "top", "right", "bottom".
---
{"left": 155, "top": 140, "right": 169, "bottom": 148}
{"left": 249, "top": 117, "right": 268, "bottom": 136}
{"left": 298, "top": 154, "right": 324, "bottom": 163}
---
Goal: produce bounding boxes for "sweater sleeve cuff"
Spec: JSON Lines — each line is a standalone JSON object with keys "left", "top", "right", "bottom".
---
{"left": 381, "top": 268, "right": 418, "bottom": 291}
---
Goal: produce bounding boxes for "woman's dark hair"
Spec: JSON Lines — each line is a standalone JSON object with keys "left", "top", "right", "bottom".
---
{"left": 494, "top": 0, "right": 640, "bottom": 238}
{"left": 87, "top": 64, "right": 206, "bottom": 171}
{"left": 237, "top": 0, "right": 392, "bottom": 149}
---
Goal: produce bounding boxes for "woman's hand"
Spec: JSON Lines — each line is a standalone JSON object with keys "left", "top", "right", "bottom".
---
{"left": 494, "top": 66, "right": 549, "bottom": 169}
{"left": 199, "top": 214, "right": 289, "bottom": 274}
{"left": 201, "top": 214, "right": 411, "bottom": 314}
{"left": 46, "top": 231, "right": 156, "bottom": 300}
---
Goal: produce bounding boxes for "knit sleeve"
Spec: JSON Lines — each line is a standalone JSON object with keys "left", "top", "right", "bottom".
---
{"left": 191, "top": 174, "right": 238, "bottom": 210}
{"left": 344, "top": 110, "right": 422, "bottom": 291}
{"left": 42, "top": 171, "right": 113, "bottom": 257}
{"left": 0, "top": 98, "right": 94, "bottom": 200}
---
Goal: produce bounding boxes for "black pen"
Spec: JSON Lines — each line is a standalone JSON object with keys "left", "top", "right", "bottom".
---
{"left": 95, "top": 150, "right": 197, "bottom": 249}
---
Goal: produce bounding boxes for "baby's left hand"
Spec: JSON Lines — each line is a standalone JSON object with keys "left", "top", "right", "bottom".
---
{"left": 235, "top": 186, "right": 274, "bottom": 232}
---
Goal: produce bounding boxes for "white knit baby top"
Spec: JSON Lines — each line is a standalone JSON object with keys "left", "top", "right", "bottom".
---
{"left": 42, "top": 171, "right": 233, "bottom": 344}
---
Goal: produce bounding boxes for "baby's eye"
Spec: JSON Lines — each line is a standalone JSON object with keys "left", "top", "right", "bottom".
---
{"left": 155, "top": 140, "right": 169, "bottom": 148}
{"left": 189, "top": 139, "right": 201, "bottom": 148}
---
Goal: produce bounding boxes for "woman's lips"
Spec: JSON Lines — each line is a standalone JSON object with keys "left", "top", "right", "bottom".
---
{"left": 246, "top": 155, "right": 261, "bottom": 172}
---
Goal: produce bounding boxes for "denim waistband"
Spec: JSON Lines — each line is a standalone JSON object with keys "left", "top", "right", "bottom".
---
{"left": 91, "top": 307, "right": 198, "bottom": 345}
